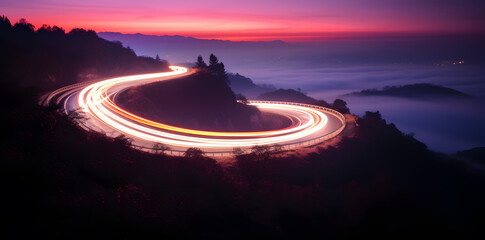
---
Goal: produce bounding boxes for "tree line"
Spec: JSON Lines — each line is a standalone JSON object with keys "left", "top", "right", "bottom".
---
{"left": 0, "top": 16, "right": 168, "bottom": 92}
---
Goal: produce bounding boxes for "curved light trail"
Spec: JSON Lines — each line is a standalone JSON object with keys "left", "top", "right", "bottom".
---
{"left": 42, "top": 66, "right": 345, "bottom": 154}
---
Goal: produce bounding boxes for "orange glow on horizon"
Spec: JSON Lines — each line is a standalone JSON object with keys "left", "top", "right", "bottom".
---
{"left": 8, "top": 15, "right": 483, "bottom": 42}
{"left": 5, "top": 15, "right": 484, "bottom": 42}
{"left": 3, "top": 0, "right": 484, "bottom": 42}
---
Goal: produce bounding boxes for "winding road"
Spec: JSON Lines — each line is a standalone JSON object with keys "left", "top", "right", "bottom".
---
{"left": 41, "top": 66, "right": 346, "bottom": 156}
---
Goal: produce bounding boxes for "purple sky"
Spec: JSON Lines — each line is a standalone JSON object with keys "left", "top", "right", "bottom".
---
{"left": 2, "top": 0, "right": 484, "bottom": 41}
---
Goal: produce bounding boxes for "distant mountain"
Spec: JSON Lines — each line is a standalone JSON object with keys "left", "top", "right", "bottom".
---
{"left": 345, "top": 83, "right": 472, "bottom": 99}
{"left": 98, "top": 32, "right": 286, "bottom": 59}
{"left": 98, "top": 32, "right": 485, "bottom": 71}
{"left": 99, "top": 32, "right": 285, "bottom": 46}
{"left": 227, "top": 73, "right": 275, "bottom": 99}
{"left": 258, "top": 89, "right": 322, "bottom": 105}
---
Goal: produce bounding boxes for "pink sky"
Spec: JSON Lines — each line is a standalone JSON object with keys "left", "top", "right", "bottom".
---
{"left": 2, "top": 0, "right": 484, "bottom": 41}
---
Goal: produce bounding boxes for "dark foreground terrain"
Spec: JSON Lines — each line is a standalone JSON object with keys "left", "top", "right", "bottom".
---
{"left": 3, "top": 90, "right": 485, "bottom": 239}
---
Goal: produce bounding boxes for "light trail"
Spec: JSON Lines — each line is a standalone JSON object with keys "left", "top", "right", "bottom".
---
{"left": 42, "top": 66, "right": 345, "bottom": 154}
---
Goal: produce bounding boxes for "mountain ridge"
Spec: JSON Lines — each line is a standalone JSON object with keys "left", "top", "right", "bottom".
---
{"left": 344, "top": 83, "right": 472, "bottom": 99}
{"left": 99, "top": 31, "right": 286, "bottom": 45}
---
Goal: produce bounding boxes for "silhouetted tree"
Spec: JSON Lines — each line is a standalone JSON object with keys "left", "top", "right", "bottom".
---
{"left": 362, "top": 110, "right": 386, "bottom": 125}
{"left": 195, "top": 55, "right": 207, "bottom": 69}
{"left": 232, "top": 147, "right": 245, "bottom": 155}
{"left": 155, "top": 54, "right": 161, "bottom": 61}
{"left": 208, "top": 53, "right": 228, "bottom": 83}
{"left": 152, "top": 142, "right": 170, "bottom": 154}
{"left": 0, "top": 17, "right": 169, "bottom": 91}
{"left": 332, "top": 98, "right": 350, "bottom": 113}
{"left": 208, "top": 54, "right": 222, "bottom": 73}
{"left": 0, "top": 16, "right": 12, "bottom": 31}
{"left": 114, "top": 135, "right": 133, "bottom": 148}
{"left": 13, "top": 18, "right": 35, "bottom": 32}
{"left": 185, "top": 147, "right": 205, "bottom": 158}
{"left": 250, "top": 145, "right": 274, "bottom": 160}
{"left": 67, "top": 108, "right": 87, "bottom": 123}
{"left": 209, "top": 53, "right": 219, "bottom": 67}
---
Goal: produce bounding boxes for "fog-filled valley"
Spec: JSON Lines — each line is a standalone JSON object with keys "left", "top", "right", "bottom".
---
{"left": 99, "top": 32, "right": 485, "bottom": 152}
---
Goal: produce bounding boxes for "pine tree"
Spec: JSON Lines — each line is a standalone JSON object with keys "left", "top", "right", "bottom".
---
{"left": 209, "top": 54, "right": 219, "bottom": 67}
{"left": 195, "top": 55, "right": 207, "bottom": 68}
{"left": 207, "top": 54, "right": 228, "bottom": 83}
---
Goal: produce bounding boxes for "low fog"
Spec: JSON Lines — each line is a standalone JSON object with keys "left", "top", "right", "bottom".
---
{"left": 99, "top": 32, "right": 485, "bottom": 152}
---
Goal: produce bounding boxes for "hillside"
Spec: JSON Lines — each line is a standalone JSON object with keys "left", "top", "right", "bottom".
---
{"left": 346, "top": 83, "right": 472, "bottom": 99}
{"left": 117, "top": 70, "right": 261, "bottom": 132}
{"left": 4, "top": 91, "right": 485, "bottom": 238}
{"left": 117, "top": 55, "right": 289, "bottom": 132}
{"left": 227, "top": 73, "right": 275, "bottom": 98}
{"left": 0, "top": 17, "right": 169, "bottom": 92}
{"left": 454, "top": 147, "right": 485, "bottom": 166}
{"left": 258, "top": 88, "right": 321, "bottom": 104}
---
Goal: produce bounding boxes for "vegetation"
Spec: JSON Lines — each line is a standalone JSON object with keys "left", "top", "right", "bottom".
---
{"left": 0, "top": 16, "right": 168, "bottom": 92}
{"left": 347, "top": 83, "right": 472, "bottom": 99}
{"left": 3, "top": 94, "right": 484, "bottom": 238}
{"left": 1, "top": 16, "right": 484, "bottom": 239}
{"left": 227, "top": 72, "right": 275, "bottom": 98}
{"left": 116, "top": 54, "right": 264, "bottom": 132}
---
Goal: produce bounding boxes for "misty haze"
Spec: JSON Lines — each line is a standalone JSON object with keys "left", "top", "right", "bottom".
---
{"left": 99, "top": 32, "right": 485, "bottom": 152}
{"left": 3, "top": 0, "right": 485, "bottom": 238}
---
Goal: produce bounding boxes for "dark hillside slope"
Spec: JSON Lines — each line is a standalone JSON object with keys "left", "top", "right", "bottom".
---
{"left": 227, "top": 72, "right": 275, "bottom": 98}
{"left": 117, "top": 54, "right": 294, "bottom": 132}
{"left": 117, "top": 71, "right": 262, "bottom": 131}
{"left": 3, "top": 89, "right": 485, "bottom": 238}
{"left": 347, "top": 83, "right": 472, "bottom": 99}
{"left": 0, "top": 16, "right": 169, "bottom": 92}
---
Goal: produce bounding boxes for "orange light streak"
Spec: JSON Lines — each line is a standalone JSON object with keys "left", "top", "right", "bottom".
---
{"left": 44, "top": 66, "right": 344, "bottom": 151}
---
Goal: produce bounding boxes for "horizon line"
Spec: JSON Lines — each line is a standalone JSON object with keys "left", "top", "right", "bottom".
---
{"left": 99, "top": 31, "right": 485, "bottom": 43}
{"left": 3, "top": 15, "right": 484, "bottom": 43}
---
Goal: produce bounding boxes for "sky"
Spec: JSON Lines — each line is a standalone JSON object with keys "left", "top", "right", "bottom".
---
{"left": 2, "top": 0, "right": 485, "bottom": 41}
